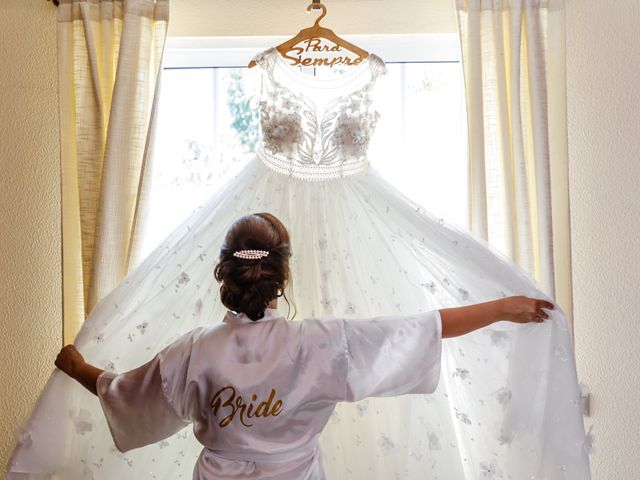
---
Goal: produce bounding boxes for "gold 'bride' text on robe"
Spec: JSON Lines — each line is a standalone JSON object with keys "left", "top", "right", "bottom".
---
{"left": 211, "top": 386, "right": 283, "bottom": 428}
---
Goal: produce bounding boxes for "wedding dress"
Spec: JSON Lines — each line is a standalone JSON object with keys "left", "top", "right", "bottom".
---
{"left": 8, "top": 47, "right": 591, "bottom": 479}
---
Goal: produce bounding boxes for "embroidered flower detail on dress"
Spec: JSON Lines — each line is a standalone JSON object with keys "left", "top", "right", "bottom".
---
{"left": 480, "top": 460, "right": 503, "bottom": 478}
{"left": 494, "top": 387, "right": 512, "bottom": 407}
{"left": 409, "top": 449, "right": 424, "bottom": 461}
{"left": 428, "top": 432, "right": 441, "bottom": 450}
{"left": 82, "top": 465, "right": 94, "bottom": 479}
{"left": 422, "top": 281, "right": 437, "bottom": 293}
{"left": 378, "top": 433, "right": 396, "bottom": 452}
{"left": 553, "top": 345, "right": 569, "bottom": 362}
{"left": 356, "top": 400, "right": 369, "bottom": 417}
{"left": 193, "top": 298, "right": 203, "bottom": 316}
{"left": 498, "top": 429, "right": 514, "bottom": 445}
{"left": 16, "top": 428, "right": 32, "bottom": 447}
{"left": 70, "top": 408, "right": 93, "bottom": 435}
{"left": 280, "top": 96, "right": 300, "bottom": 112}
{"left": 330, "top": 409, "right": 341, "bottom": 424}
{"left": 489, "top": 329, "right": 509, "bottom": 347}
{"left": 452, "top": 368, "right": 470, "bottom": 380}
{"left": 335, "top": 113, "right": 377, "bottom": 159}
{"left": 457, "top": 287, "right": 470, "bottom": 301}
{"left": 583, "top": 424, "right": 595, "bottom": 455}
{"left": 136, "top": 322, "right": 148, "bottom": 335}
{"left": 454, "top": 407, "right": 472, "bottom": 425}
{"left": 260, "top": 109, "right": 303, "bottom": 156}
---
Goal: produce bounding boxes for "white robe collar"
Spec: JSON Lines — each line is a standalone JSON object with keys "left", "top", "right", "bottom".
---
{"left": 223, "top": 307, "right": 283, "bottom": 325}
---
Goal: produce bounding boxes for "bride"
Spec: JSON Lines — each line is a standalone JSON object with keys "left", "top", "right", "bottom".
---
{"left": 8, "top": 46, "right": 591, "bottom": 479}
{"left": 53, "top": 212, "right": 556, "bottom": 480}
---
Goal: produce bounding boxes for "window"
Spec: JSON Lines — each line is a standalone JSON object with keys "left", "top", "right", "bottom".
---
{"left": 139, "top": 35, "right": 468, "bottom": 259}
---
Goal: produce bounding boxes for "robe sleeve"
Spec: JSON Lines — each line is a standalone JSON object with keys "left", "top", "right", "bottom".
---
{"left": 342, "top": 310, "right": 443, "bottom": 402}
{"left": 96, "top": 328, "right": 203, "bottom": 452}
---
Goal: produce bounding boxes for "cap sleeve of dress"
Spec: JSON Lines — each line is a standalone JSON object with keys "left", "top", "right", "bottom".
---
{"left": 342, "top": 310, "right": 442, "bottom": 402}
{"left": 96, "top": 327, "right": 205, "bottom": 452}
{"left": 368, "top": 53, "right": 388, "bottom": 80}
{"left": 252, "top": 47, "right": 278, "bottom": 76}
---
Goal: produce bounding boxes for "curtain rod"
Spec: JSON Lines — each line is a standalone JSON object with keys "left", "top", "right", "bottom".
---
{"left": 46, "top": 0, "right": 322, "bottom": 8}
{"left": 46, "top": 0, "right": 323, "bottom": 8}
{"left": 47, "top": 0, "right": 320, "bottom": 10}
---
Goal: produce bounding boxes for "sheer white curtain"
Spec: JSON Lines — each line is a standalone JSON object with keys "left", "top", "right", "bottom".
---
{"left": 57, "top": 0, "right": 168, "bottom": 344}
{"left": 455, "top": 0, "right": 571, "bottom": 320}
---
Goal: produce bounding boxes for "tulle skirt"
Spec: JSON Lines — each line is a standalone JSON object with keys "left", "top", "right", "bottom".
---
{"left": 8, "top": 158, "right": 591, "bottom": 479}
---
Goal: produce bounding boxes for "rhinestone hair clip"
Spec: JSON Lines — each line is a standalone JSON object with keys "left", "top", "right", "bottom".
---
{"left": 233, "top": 249, "right": 270, "bottom": 260}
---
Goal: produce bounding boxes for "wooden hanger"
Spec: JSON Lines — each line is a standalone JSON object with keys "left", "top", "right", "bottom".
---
{"left": 248, "top": 1, "right": 369, "bottom": 68}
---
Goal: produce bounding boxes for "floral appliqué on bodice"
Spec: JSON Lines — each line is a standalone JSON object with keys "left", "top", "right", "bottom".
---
{"left": 252, "top": 47, "right": 387, "bottom": 181}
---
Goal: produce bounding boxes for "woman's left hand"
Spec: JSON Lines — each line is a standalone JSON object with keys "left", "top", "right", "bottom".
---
{"left": 499, "top": 295, "right": 555, "bottom": 324}
{"left": 55, "top": 345, "right": 85, "bottom": 378}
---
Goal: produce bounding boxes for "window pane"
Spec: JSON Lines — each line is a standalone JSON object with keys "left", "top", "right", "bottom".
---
{"left": 370, "top": 62, "right": 468, "bottom": 226}
{"left": 139, "top": 67, "right": 259, "bottom": 258}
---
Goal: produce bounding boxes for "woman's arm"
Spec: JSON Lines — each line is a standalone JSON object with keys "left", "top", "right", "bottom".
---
{"left": 56, "top": 340, "right": 194, "bottom": 452}
{"left": 439, "top": 295, "right": 555, "bottom": 338}
{"left": 55, "top": 345, "right": 103, "bottom": 396}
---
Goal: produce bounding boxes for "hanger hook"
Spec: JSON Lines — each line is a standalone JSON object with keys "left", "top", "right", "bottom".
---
{"left": 306, "top": 2, "right": 327, "bottom": 27}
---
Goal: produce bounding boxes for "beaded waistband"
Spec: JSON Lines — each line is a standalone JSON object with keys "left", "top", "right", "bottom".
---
{"left": 256, "top": 146, "right": 369, "bottom": 181}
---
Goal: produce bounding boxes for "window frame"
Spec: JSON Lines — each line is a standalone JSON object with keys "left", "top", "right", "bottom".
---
{"left": 163, "top": 34, "right": 461, "bottom": 68}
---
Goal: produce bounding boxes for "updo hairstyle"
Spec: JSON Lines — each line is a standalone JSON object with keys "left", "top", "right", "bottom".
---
{"left": 214, "top": 213, "right": 292, "bottom": 321}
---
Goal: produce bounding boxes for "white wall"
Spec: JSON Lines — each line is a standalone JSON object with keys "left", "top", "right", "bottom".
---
{"left": 1, "top": 0, "right": 638, "bottom": 478}
{"left": 167, "top": 0, "right": 458, "bottom": 37}
{"left": 0, "top": 1, "right": 61, "bottom": 477}
{"left": 566, "top": 0, "right": 640, "bottom": 477}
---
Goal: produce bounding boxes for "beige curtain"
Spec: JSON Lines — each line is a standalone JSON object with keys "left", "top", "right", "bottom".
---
{"left": 58, "top": 0, "right": 168, "bottom": 344}
{"left": 455, "top": 0, "right": 572, "bottom": 326}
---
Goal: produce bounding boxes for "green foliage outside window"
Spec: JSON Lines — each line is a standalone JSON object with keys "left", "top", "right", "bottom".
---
{"left": 227, "top": 70, "right": 259, "bottom": 152}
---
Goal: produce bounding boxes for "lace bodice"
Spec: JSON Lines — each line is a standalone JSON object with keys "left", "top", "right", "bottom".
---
{"left": 252, "top": 47, "right": 387, "bottom": 181}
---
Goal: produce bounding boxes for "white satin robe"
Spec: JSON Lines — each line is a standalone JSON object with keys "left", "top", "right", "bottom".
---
{"left": 96, "top": 307, "right": 443, "bottom": 479}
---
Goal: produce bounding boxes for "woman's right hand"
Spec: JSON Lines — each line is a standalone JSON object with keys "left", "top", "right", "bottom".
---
{"left": 55, "top": 344, "right": 85, "bottom": 378}
{"left": 499, "top": 295, "right": 555, "bottom": 323}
